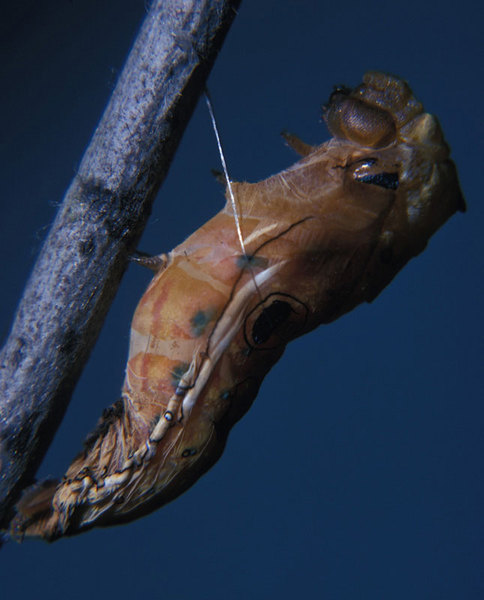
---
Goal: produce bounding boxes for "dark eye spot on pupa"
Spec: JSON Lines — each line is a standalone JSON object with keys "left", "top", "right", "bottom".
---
{"left": 190, "top": 308, "right": 216, "bottom": 337}
{"left": 355, "top": 171, "right": 399, "bottom": 190}
{"left": 171, "top": 362, "right": 189, "bottom": 388}
{"left": 236, "top": 254, "right": 268, "bottom": 270}
{"left": 252, "top": 300, "right": 292, "bottom": 345}
{"left": 181, "top": 448, "right": 197, "bottom": 458}
{"left": 220, "top": 389, "right": 234, "bottom": 401}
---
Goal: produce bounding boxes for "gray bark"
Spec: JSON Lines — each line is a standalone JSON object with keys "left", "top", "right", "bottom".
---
{"left": 0, "top": 0, "right": 241, "bottom": 530}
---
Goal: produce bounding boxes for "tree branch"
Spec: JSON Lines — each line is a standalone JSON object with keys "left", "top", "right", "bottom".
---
{"left": 0, "top": 0, "right": 241, "bottom": 529}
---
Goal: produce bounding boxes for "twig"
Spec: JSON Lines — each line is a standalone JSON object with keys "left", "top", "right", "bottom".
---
{"left": 0, "top": 0, "right": 241, "bottom": 529}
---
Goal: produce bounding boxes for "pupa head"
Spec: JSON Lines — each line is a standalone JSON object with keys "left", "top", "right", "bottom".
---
{"left": 323, "top": 72, "right": 465, "bottom": 300}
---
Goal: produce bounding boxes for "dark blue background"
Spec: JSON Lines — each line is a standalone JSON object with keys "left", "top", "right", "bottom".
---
{"left": 1, "top": 1, "right": 482, "bottom": 598}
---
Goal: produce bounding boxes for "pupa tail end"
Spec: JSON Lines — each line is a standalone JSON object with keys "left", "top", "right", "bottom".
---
{"left": 10, "top": 479, "right": 61, "bottom": 542}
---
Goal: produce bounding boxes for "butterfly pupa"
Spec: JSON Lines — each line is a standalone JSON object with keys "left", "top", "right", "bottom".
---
{"left": 12, "top": 71, "right": 464, "bottom": 541}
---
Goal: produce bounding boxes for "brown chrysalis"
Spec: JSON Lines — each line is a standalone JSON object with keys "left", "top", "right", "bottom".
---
{"left": 13, "top": 72, "right": 464, "bottom": 541}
